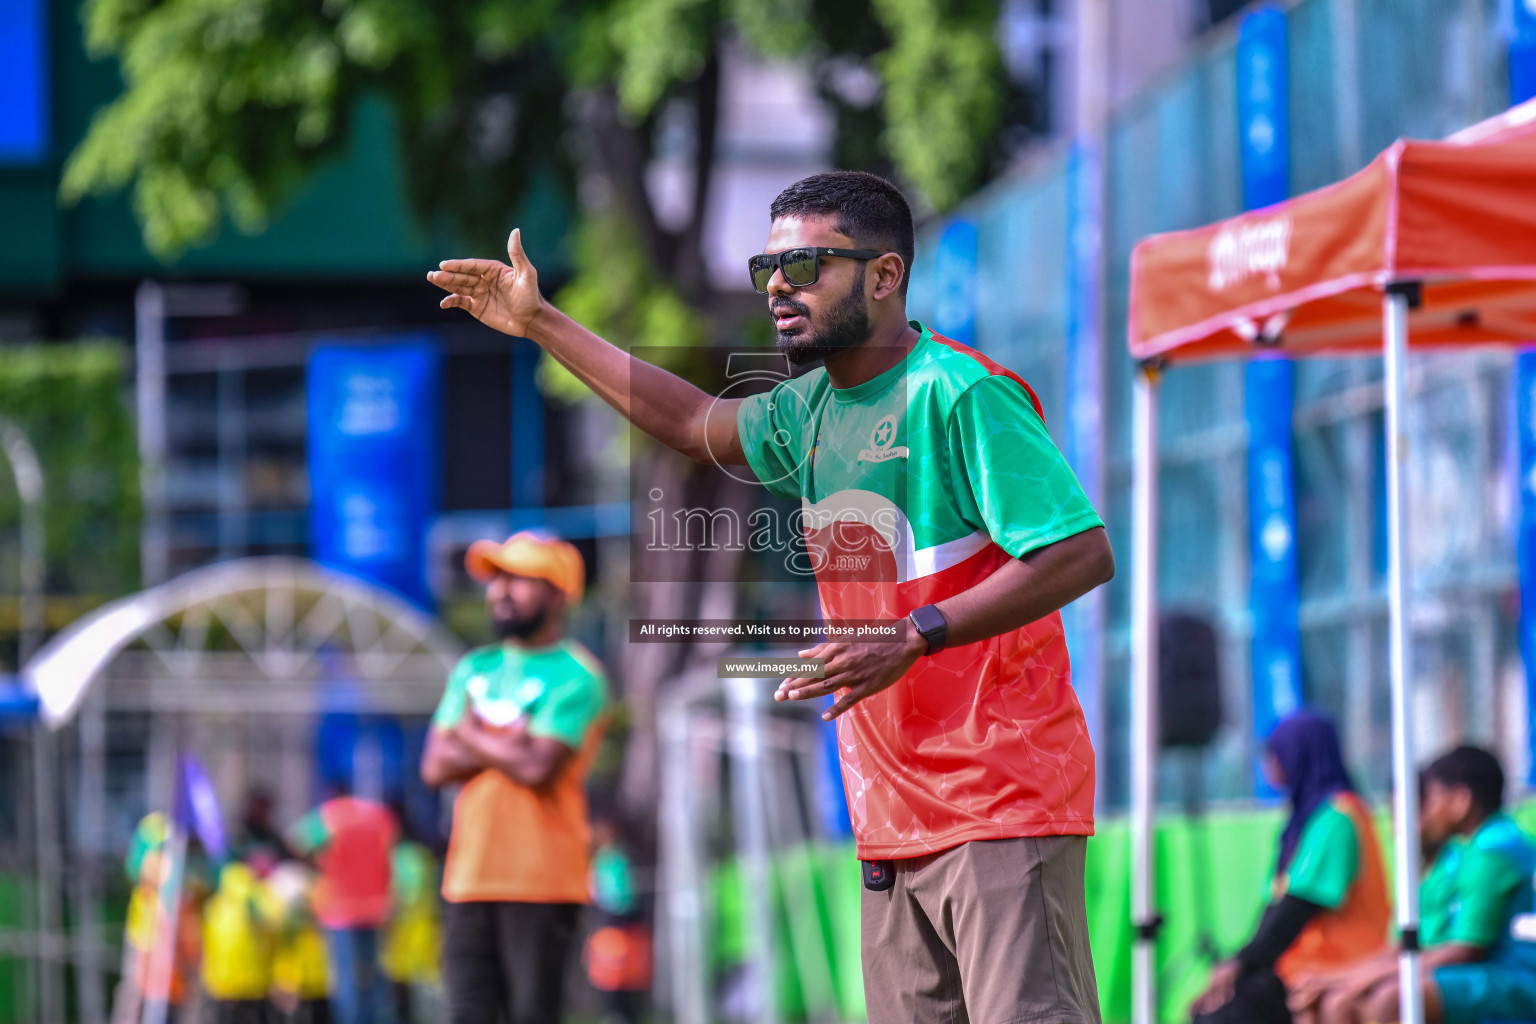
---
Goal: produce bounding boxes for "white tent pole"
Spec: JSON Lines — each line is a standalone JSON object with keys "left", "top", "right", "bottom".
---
{"left": 727, "top": 677, "right": 779, "bottom": 1024}
{"left": 1131, "top": 362, "right": 1162, "bottom": 1024}
{"left": 1383, "top": 284, "right": 1424, "bottom": 1024}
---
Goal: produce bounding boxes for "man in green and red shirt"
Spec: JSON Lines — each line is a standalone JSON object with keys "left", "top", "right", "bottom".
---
{"left": 428, "top": 171, "right": 1114, "bottom": 1024}
{"left": 287, "top": 787, "right": 398, "bottom": 1024}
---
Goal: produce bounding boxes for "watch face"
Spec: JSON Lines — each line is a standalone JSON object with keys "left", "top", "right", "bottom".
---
{"left": 911, "top": 605, "right": 945, "bottom": 634}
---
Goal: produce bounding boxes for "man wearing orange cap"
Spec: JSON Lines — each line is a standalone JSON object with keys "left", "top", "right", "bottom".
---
{"left": 420, "top": 529, "right": 608, "bottom": 1024}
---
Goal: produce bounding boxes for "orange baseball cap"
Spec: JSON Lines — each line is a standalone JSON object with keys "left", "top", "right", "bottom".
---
{"left": 465, "top": 529, "right": 585, "bottom": 605}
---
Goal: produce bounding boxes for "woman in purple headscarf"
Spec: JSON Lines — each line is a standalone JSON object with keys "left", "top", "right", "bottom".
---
{"left": 1191, "top": 709, "right": 1390, "bottom": 1024}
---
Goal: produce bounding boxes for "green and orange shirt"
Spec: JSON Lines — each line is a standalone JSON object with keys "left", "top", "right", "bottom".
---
{"left": 432, "top": 640, "right": 607, "bottom": 903}
{"left": 1272, "top": 792, "right": 1391, "bottom": 983}
{"left": 1421, "top": 813, "right": 1536, "bottom": 970}
{"left": 736, "top": 322, "right": 1104, "bottom": 859}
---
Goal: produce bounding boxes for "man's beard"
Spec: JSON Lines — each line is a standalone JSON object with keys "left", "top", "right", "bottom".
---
{"left": 773, "top": 266, "right": 870, "bottom": 366}
{"left": 493, "top": 605, "right": 549, "bottom": 640}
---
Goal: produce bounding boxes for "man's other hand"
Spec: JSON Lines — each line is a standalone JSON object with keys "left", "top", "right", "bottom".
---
{"left": 428, "top": 228, "right": 544, "bottom": 338}
{"left": 774, "top": 629, "right": 927, "bottom": 721}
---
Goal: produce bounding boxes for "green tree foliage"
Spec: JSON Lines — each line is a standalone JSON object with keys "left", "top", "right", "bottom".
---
{"left": 874, "top": 0, "right": 1004, "bottom": 211}
{"left": 62, "top": 0, "right": 1029, "bottom": 262}
{"left": 0, "top": 344, "right": 141, "bottom": 632}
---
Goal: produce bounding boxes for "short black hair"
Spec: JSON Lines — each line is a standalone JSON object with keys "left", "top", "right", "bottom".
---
{"left": 1422, "top": 745, "right": 1505, "bottom": 814}
{"left": 769, "top": 171, "right": 915, "bottom": 294}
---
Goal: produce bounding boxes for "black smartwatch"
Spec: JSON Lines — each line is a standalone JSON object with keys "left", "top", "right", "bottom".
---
{"left": 908, "top": 604, "right": 948, "bottom": 655}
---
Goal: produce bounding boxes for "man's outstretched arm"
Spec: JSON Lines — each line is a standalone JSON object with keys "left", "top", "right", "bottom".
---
{"left": 429, "top": 229, "right": 746, "bottom": 466}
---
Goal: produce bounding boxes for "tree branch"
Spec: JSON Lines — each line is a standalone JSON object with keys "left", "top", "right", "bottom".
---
{"left": 583, "top": 89, "right": 675, "bottom": 274}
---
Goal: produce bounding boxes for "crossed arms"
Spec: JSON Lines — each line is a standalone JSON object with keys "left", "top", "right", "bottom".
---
{"left": 420, "top": 714, "right": 573, "bottom": 790}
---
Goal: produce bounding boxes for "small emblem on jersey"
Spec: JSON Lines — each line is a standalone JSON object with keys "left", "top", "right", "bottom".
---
{"left": 858, "top": 414, "right": 909, "bottom": 463}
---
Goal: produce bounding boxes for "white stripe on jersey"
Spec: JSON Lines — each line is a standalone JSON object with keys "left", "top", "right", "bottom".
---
{"left": 801, "top": 489, "right": 991, "bottom": 583}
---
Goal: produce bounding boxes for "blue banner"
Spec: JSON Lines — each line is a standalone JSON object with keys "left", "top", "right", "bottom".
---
{"left": 1237, "top": 6, "right": 1290, "bottom": 211}
{"left": 0, "top": 0, "right": 48, "bottom": 164}
{"left": 308, "top": 337, "right": 441, "bottom": 609}
{"left": 316, "top": 712, "right": 406, "bottom": 801}
{"left": 1246, "top": 358, "right": 1302, "bottom": 758}
{"left": 1064, "top": 140, "right": 1104, "bottom": 777}
{"left": 1512, "top": 0, "right": 1536, "bottom": 104}
{"left": 1240, "top": 4, "right": 1299, "bottom": 792}
{"left": 1515, "top": 15, "right": 1536, "bottom": 787}
{"left": 1517, "top": 353, "right": 1536, "bottom": 785}
{"left": 931, "top": 219, "right": 979, "bottom": 346}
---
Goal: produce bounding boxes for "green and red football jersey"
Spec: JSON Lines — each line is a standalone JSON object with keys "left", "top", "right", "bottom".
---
{"left": 737, "top": 322, "right": 1104, "bottom": 859}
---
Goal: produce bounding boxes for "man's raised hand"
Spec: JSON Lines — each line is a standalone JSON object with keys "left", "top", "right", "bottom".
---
{"left": 428, "top": 228, "right": 544, "bottom": 338}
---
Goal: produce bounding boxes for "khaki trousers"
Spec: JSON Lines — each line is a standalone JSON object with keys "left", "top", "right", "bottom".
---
{"left": 861, "top": 836, "right": 1102, "bottom": 1024}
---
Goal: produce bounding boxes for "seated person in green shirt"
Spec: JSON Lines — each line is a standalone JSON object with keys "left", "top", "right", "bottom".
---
{"left": 1192, "top": 710, "right": 1390, "bottom": 1024}
{"left": 1297, "top": 745, "right": 1536, "bottom": 1024}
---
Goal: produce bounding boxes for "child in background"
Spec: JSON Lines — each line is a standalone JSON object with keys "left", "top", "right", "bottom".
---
{"left": 286, "top": 784, "right": 397, "bottom": 1024}
{"left": 200, "top": 856, "right": 279, "bottom": 1024}
{"left": 380, "top": 833, "right": 442, "bottom": 1024}
{"left": 582, "top": 813, "right": 651, "bottom": 1024}
{"left": 266, "top": 859, "right": 331, "bottom": 1024}
{"left": 1295, "top": 746, "right": 1536, "bottom": 1024}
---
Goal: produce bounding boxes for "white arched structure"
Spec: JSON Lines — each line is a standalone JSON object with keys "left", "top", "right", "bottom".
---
{"left": 9, "top": 557, "right": 466, "bottom": 1024}
{"left": 23, "top": 556, "right": 464, "bottom": 727}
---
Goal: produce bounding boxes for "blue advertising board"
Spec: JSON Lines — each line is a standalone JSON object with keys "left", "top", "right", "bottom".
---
{"left": 1517, "top": 354, "right": 1536, "bottom": 785}
{"left": 308, "top": 336, "right": 441, "bottom": 609}
{"left": 1247, "top": 358, "right": 1303, "bottom": 741}
{"left": 316, "top": 712, "right": 406, "bottom": 800}
{"left": 1515, "top": 10, "right": 1536, "bottom": 786}
{"left": 931, "top": 219, "right": 979, "bottom": 347}
{"left": 1240, "top": 5, "right": 1299, "bottom": 792}
{"left": 0, "top": 0, "right": 49, "bottom": 163}
{"left": 1237, "top": 6, "right": 1290, "bottom": 211}
{"left": 1064, "top": 140, "right": 1104, "bottom": 769}
{"left": 1512, "top": 0, "right": 1536, "bottom": 104}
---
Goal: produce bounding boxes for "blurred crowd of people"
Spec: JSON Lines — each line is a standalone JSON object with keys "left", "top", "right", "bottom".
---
{"left": 109, "top": 530, "right": 654, "bottom": 1024}
{"left": 110, "top": 787, "right": 440, "bottom": 1024}
{"left": 109, "top": 782, "right": 649, "bottom": 1024}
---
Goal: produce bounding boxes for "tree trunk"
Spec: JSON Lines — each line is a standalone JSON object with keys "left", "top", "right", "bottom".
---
{"left": 674, "top": 45, "right": 721, "bottom": 302}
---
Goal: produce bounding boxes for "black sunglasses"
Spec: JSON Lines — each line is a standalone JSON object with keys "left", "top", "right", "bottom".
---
{"left": 748, "top": 247, "right": 887, "bottom": 293}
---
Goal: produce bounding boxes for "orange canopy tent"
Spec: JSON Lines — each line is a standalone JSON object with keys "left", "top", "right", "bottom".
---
{"left": 1123, "top": 96, "right": 1536, "bottom": 1024}
{"left": 1130, "top": 98, "right": 1536, "bottom": 365}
